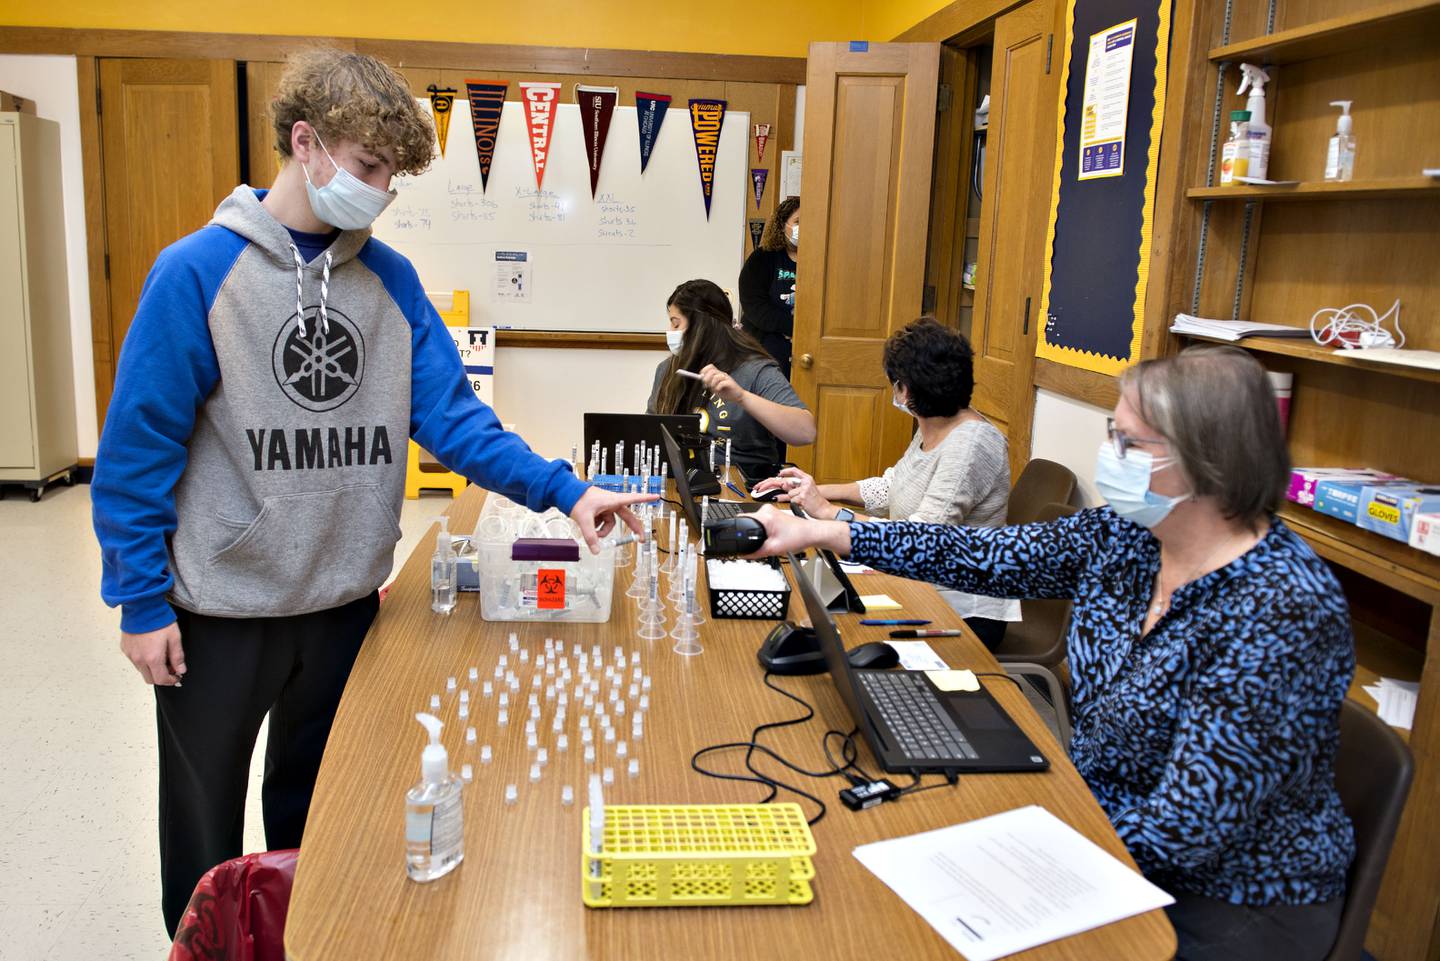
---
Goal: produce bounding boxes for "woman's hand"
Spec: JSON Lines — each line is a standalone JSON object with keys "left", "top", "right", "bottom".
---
{"left": 745, "top": 505, "right": 853, "bottom": 559}
{"left": 767, "top": 467, "right": 835, "bottom": 518}
{"left": 698, "top": 364, "right": 745, "bottom": 404}
{"left": 570, "top": 487, "right": 657, "bottom": 554}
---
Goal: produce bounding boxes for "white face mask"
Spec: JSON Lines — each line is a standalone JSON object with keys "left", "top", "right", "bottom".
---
{"left": 892, "top": 387, "right": 911, "bottom": 415}
{"left": 788, "top": 224, "right": 799, "bottom": 247}
{"left": 302, "top": 132, "right": 396, "bottom": 230}
{"left": 1094, "top": 442, "right": 1190, "bottom": 529}
{"left": 665, "top": 328, "right": 684, "bottom": 356}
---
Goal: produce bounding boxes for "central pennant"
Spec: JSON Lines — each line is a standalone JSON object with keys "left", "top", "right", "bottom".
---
{"left": 576, "top": 85, "right": 618, "bottom": 197}
{"left": 520, "top": 82, "right": 563, "bottom": 190}
{"left": 635, "top": 91, "right": 672, "bottom": 173}
{"left": 427, "top": 85, "right": 457, "bottom": 158}
{"left": 464, "top": 80, "right": 507, "bottom": 192}
{"left": 688, "top": 98, "right": 727, "bottom": 219}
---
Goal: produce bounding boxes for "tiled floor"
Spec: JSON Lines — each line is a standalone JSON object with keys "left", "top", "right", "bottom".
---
{"left": 0, "top": 483, "right": 452, "bottom": 960}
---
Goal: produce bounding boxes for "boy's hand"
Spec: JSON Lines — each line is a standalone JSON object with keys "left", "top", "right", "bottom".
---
{"left": 570, "top": 487, "right": 658, "bottom": 554}
{"left": 121, "top": 623, "right": 186, "bottom": 686}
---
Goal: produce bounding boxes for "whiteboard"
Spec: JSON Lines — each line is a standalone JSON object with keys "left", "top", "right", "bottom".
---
{"left": 374, "top": 99, "right": 749, "bottom": 333}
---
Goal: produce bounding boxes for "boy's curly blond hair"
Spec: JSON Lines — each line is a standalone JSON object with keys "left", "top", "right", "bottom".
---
{"left": 271, "top": 49, "right": 435, "bottom": 176}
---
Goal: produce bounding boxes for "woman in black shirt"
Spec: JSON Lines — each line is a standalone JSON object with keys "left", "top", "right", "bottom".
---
{"left": 739, "top": 198, "right": 799, "bottom": 376}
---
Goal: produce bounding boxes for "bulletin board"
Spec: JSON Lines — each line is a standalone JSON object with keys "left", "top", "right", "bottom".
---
{"left": 1035, "top": 0, "right": 1173, "bottom": 375}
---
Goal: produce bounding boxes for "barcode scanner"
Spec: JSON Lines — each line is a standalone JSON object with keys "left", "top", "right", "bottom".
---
{"left": 703, "top": 516, "right": 768, "bottom": 556}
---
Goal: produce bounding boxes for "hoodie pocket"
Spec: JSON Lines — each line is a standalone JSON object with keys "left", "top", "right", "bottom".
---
{"left": 200, "top": 484, "right": 402, "bottom": 616}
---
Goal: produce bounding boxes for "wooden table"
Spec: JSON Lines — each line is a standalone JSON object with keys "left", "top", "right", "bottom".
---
{"left": 286, "top": 487, "right": 1175, "bottom": 960}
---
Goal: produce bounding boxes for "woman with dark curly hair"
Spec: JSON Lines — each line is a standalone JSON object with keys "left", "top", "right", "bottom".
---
{"left": 752, "top": 317, "right": 1018, "bottom": 647}
{"left": 738, "top": 197, "right": 800, "bottom": 376}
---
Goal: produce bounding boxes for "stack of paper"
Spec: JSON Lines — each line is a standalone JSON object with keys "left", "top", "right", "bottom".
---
{"left": 1362, "top": 678, "right": 1420, "bottom": 730}
{"left": 1170, "top": 314, "right": 1313, "bottom": 342}
{"left": 854, "top": 805, "right": 1173, "bottom": 961}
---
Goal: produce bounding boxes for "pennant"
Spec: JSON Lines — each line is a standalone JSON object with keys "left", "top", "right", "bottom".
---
{"left": 520, "top": 81, "right": 563, "bottom": 190}
{"left": 748, "top": 219, "right": 765, "bottom": 250}
{"left": 576, "top": 85, "right": 618, "bottom": 197}
{"left": 464, "top": 80, "right": 508, "bottom": 192}
{"left": 636, "top": 91, "right": 671, "bottom": 174}
{"left": 753, "top": 122, "right": 771, "bottom": 164}
{"left": 750, "top": 168, "right": 768, "bottom": 209}
{"left": 688, "top": 98, "right": 727, "bottom": 219}
{"left": 427, "top": 85, "right": 457, "bottom": 158}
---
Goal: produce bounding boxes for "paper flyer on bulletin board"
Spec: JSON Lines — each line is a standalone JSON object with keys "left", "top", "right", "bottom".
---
{"left": 1036, "top": 0, "right": 1172, "bottom": 375}
{"left": 446, "top": 326, "right": 495, "bottom": 405}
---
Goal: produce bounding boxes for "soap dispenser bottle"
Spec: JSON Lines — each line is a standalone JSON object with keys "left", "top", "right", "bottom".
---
{"left": 1324, "top": 100, "right": 1355, "bottom": 182}
{"left": 405, "top": 713, "right": 465, "bottom": 882}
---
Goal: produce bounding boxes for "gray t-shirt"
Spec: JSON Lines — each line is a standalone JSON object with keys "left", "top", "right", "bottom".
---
{"left": 647, "top": 356, "right": 806, "bottom": 471}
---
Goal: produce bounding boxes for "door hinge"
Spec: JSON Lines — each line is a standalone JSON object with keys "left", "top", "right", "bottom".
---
{"left": 937, "top": 83, "right": 953, "bottom": 114}
{"left": 1022, "top": 295, "right": 1032, "bottom": 335}
{"left": 103, "top": 253, "right": 110, "bottom": 280}
{"left": 922, "top": 284, "right": 937, "bottom": 313}
{"left": 1045, "top": 34, "right": 1054, "bottom": 74}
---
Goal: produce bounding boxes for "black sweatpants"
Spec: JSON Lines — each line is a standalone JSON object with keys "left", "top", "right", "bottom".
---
{"left": 155, "top": 592, "right": 378, "bottom": 936}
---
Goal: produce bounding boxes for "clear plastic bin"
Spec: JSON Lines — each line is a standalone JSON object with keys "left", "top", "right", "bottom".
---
{"left": 472, "top": 496, "right": 616, "bottom": 623}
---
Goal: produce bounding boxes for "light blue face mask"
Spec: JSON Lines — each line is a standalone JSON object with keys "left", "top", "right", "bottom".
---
{"left": 302, "top": 132, "right": 396, "bottom": 230}
{"left": 665, "top": 328, "right": 684, "bottom": 356}
{"left": 1094, "top": 441, "right": 1189, "bottom": 529}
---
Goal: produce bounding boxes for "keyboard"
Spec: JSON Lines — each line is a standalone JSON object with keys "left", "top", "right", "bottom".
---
{"left": 699, "top": 500, "right": 754, "bottom": 522}
{"left": 858, "top": 671, "right": 978, "bottom": 762}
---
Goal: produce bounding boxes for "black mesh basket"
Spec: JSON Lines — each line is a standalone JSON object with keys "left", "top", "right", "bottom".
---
{"left": 706, "top": 557, "right": 791, "bottom": 620}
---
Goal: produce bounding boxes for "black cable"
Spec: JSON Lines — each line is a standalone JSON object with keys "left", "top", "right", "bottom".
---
{"left": 974, "top": 672, "right": 1026, "bottom": 694}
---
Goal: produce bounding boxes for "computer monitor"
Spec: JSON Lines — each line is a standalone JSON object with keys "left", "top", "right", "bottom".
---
{"left": 583, "top": 413, "right": 700, "bottom": 475}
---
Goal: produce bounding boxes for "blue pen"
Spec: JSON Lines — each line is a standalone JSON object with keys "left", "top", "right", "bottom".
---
{"left": 725, "top": 480, "right": 748, "bottom": 499}
{"left": 859, "top": 619, "right": 931, "bottom": 626}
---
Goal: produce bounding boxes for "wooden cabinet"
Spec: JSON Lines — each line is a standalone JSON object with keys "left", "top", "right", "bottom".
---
{"left": 0, "top": 112, "right": 76, "bottom": 495}
{"left": 1174, "top": 2, "right": 1440, "bottom": 957}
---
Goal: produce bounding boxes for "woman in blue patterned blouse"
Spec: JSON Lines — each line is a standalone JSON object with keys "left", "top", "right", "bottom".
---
{"left": 750, "top": 346, "right": 1354, "bottom": 961}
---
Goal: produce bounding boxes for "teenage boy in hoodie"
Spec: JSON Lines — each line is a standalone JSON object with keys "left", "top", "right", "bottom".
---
{"left": 91, "top": 50, "right": 651, "bottom": 935}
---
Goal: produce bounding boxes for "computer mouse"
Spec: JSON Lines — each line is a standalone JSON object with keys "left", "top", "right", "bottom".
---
{"left": 703, "top": 515, "right": 768, "bottom": 555}
{"left": 751, "top": 487, "right": 784, "bottom": 503}
{"left": 846, "top": 641, "right": 900, "bottom": 670}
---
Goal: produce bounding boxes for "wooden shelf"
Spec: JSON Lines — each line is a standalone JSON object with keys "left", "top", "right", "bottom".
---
{"left": 1208, "top": 0, "right": 1440, "bottom": 65}
{"left": 1347, "top": 622, "right": 1423, "bottom": 744}
{"left": 1187, "top": 177, "right": 1440, "bottom": 202}
{"left": 1278, "top": 502, "right": 1440, "bottom": 603}
{"left": 1179, "top": 332, "right": 1440, "bottom": 385}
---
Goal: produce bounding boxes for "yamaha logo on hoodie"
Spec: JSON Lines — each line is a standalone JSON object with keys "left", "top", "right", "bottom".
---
{"left": 272, "top": 308, "right": 365, "bottom": 412}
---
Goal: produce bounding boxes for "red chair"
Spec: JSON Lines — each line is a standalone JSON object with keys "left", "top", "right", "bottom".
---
{"left": 168, "top": 849, "right": 298, "bottom": 961}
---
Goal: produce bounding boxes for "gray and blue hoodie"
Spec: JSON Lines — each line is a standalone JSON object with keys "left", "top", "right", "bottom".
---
{"left": 93, "top": 186, "right": 587, "bottom": 633}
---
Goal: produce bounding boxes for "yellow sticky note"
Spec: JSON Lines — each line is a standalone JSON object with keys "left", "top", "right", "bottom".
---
{"left": 926, "top": 670, "right": 980, "bottom": 693}
{"left": 858, "top": 594, "right": 901, "bottom": 610}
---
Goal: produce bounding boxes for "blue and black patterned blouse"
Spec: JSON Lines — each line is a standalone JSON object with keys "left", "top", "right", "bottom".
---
{"left": 848, "top": 507, "right": 1356, "bottom": 905}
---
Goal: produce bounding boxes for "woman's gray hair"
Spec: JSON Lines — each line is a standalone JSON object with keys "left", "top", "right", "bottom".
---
{"left": 1119, "top": 345, "right": 1289, "bottom": 529}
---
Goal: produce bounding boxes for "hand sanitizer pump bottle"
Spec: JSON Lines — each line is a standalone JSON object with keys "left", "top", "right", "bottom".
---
{"left": 405, "top": 713, "right": 465, "bottom": 882}
{"left": 1325, "top": 101, "right": 1356, "bottom": 182}
{"left": 431, "top": 517, "right": 457, "bottom": 615}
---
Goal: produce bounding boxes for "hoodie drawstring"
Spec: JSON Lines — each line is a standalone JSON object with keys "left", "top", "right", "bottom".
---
{"left": 288, "top": 244, "right": 334, "bottom": 339}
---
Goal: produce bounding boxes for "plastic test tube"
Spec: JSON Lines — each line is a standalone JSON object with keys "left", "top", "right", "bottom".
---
{"left": 481, "top": 745, "right": 493, "bottom": 763}
{"left": 505, "top": 784, "right": 518, "bottom": 805}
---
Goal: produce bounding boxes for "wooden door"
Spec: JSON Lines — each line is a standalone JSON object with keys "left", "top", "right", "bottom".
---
{"left": 97, "top": 58, "right": 237, "bottom": 426}
{"left": 968, "top": 0, "right": 1058, "bottom": 480}
{"left": 789, "top": 42, "right": 940, "bottom": 484}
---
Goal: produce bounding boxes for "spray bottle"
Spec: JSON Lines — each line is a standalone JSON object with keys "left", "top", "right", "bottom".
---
{"left": 1324, "top": 101, "right": 1355, "bottom": 182}
{"left": 431, "top": 516, "right": 457, "bottom": 615}
{"left": 1237, "top": 64, "right": 1272, "bottom": 180}
{"left": 405, "top": 713, "right": 465, "bottom": 882}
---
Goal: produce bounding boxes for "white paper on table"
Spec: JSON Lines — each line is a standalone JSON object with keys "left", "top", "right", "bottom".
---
{"left": 887, "top": 641, "right": 949, "bottom": 672}
{"left": 1375, "top": 677, "right": 1419, "bottom": 730}
{"left": 853, "top": 805, "right": 1174, "bottom": 961}
{"left": 839, "top": 559, "right": 877, "bottom": 575}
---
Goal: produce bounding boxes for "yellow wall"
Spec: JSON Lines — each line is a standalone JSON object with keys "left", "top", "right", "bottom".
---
{"left": 2, "top": 0, "right": 877, "bottom": 59}
{"left": 860, "top": 0, "right": 962, "bottom": 40}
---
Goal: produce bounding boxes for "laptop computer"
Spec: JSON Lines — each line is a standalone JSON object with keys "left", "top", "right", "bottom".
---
{"left": 583, "top": 413, "right": 701, "bottom": 476}
{"left": 660, "top": 423, "right": 760, "bottom": 529}
{"left": 790, "top": 552, "right": 1048, "bottom": 774}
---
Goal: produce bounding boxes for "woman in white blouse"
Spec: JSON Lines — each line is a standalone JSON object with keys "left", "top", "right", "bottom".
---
{"left": 753, "top": 318, "right": 1019, "bottom": 648}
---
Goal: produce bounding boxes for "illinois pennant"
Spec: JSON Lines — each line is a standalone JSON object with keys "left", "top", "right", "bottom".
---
{"left": 464, "top": 80, "right": 507, "bottom": 191}
{"left": 635, "top": 91, "right": 671, "bottom": 174}
{"left": 427, "top": 85, "right": 457, "bottom": 158}
{"left": 688, "top": 98, "right": 727, "bottom": 219}
{"left": 520, "top": 82, "right": 563, "bottom": 190}
{"left": 576, "top": 85, "right": 618, "bottom": 197}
